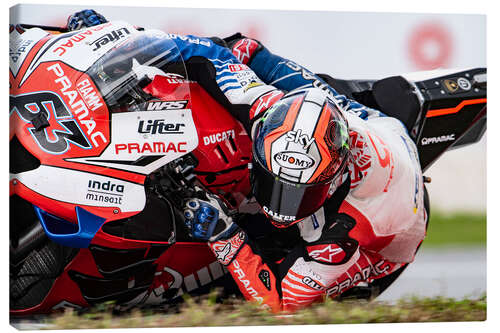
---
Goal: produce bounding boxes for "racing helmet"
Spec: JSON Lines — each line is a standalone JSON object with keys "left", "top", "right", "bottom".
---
{"left": 251, "top": 88, "right": 350, "bottom": 228}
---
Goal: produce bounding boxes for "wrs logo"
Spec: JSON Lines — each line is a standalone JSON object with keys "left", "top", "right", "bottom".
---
{"left": 138, "top": 119, "right": 185, "bottom": 135}
{"left": 145, "top": 100, "right": 188, "bottom": 111}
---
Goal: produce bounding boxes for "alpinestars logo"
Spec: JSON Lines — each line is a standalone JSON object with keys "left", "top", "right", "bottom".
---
{"left": 232, "top": 38, "right": 259, "bottom": 64}
{"left": 307, "top": 244, "right": 345, "bottom": 264}
{"left": 249, "top": 90, "right": 284, "bottom": 120}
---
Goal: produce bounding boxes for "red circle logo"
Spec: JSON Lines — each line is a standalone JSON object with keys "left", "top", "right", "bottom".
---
{"left": 408, "top": 22, "right": 453, "bottom": 70}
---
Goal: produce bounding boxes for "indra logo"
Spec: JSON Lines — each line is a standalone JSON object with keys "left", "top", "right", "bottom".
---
{"left": 86, "top": 179, "right": 125, "bottom": 205}
{"left": 274, "top": 151, "right": 315, "bottom": 170}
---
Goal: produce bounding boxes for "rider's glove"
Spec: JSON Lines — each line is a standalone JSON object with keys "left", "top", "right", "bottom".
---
{"left": 67, "top": 9, "right": 108, "bottom": 31}
{"left": 183, "top": 191, "right": 238, "bottom": 242}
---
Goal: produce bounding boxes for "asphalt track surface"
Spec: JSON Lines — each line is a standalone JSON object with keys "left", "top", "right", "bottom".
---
{"left": 11, "top": 246, "right": 486, "bottom": 329}
{"left": 378, "top": 246, "right": 486, "bottom": 302}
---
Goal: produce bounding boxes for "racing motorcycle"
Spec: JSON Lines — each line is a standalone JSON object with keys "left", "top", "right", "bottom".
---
{"left": 9, "top": 21, "right": 487, "bottom": 316}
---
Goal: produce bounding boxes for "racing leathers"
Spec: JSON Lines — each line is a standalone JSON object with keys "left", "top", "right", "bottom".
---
{"left": 203, "top": 37, "right": 428, "bottom": 312}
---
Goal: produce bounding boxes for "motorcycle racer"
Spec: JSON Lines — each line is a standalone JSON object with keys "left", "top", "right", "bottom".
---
{"left": 57, "top": 10, "right": 427, "bottom": 312}
{"left": 184, "top": 37, "right": 429, "bottom": 312}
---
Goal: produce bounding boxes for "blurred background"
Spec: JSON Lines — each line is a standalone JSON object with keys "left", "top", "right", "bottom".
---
{"left": 10, "top": 4, "right": 486, "bottom": 302}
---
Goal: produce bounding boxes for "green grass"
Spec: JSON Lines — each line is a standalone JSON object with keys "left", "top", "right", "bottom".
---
{"left": 39, "top": 294, "right": 486, "bottom": 329}
{"left": 423, "top": 210, "right": 486, "bottom": 247}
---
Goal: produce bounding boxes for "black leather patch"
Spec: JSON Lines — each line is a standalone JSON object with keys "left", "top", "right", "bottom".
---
{"left": 258, "top": 269, "right": 271, "bottom": 291}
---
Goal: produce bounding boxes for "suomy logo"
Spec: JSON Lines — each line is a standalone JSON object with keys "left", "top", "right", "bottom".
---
{"left": 138, "top": 119, "right": 185, "bottom": 135}
{"left": 274, "top": 151, "right": 315, "bottom": 170}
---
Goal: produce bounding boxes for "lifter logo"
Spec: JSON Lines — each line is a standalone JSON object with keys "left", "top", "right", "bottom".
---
{"left": 90, "top": 27, "right": 131, "bottom": 51}
{"left": 138, "top": 119, "right": 185, "bottom": 134}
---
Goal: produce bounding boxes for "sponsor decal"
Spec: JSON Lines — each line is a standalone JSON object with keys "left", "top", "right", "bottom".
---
{"left": 114, "top": 141, "right": 187, "bottom": 154}
{"left": 232, "top": 38, "right": 260, "bottom": 64}
{"left": 285, "top": 61, "right": 343, "bottom": 105}
{"left": 86, "top": 179, "right": 124, "bottom": 205}
{"left": 138, "top": 119, "right": 185, "bottom": 135}
{"left": 311, "top": 214, "right": 320, "bottom": 229}
{"left": 90, "top": 27, "right": 131, "bottom": 51}
{"left": 47, "top": 63, "right": 107, "bottom": 147}
{"left": 302, "top": 276, "right": 323, "bottom": 290}
{"left": 258, "top": 270, "right": 272, "bottom": 291}
{"left": 165, "top": 33, "right": 211, "bottom": 47}
{"left": 211, "top": 231, "right": 246, "bottom": 265}
{"left": 228, "top": 64, "right": 248, "bottom": 72}
{"left": 9, "top": 39, "right": 33, "bottom": 63}
{"left": 232, "top": 259, "right": 264, "bottom": 303}
{"left": 76, "top": 79, "right": 104, "bottom": 112}
{"left": 214, "top": 243, "right": 232, "bottom": 262}
{"left": 307, "top": 244, "right": 345, "bottom": 264}
{"left": 274, "top": 151, "right": 315, "bottom": 170}
{"left": 243, "top": 80, "right": 263, "bottom": 92}
{"left": 145, "top": 100, "right": 188, "bottom": 111}
{"left": 457, "top": 77, "right": 472, "bottom": 90}
{"left": 249, "top": 90, "right": 284, "bottom": 120}
{"left": 348, "top": 131, "right": 371, "bottom": 189}
{"left": 203, "top": 129, "right": 236, "bottom": 145}
{"left": 421, "top": 134, "right": 455, "bottom": 146}
{"left": 326, "top": 260, "right": 391, "bottom": 297}
{"left": 262, "top": 206, "right": 296, "bottom": 222}
{"left": 52, "top": 22, "right": 112, "bottom": 56}
{"left": 285, "top": 129, "right": 316, "bottom": 149}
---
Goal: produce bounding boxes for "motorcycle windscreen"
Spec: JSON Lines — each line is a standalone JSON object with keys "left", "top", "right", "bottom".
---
{"left": 85, "top": 30, "right": 191, "bottom": 113}
{"left": 251, "top": 156, "right": 331, "bottom": 227}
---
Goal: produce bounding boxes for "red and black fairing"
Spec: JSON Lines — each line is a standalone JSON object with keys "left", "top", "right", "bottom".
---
{"left": 142, "top": 76, "right": 253, "bottom": 206}
{"left": 10, "top": 27, "right": 251, "bottom": 315}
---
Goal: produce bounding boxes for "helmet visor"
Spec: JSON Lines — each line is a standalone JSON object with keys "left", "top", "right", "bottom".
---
{"left": 251, "top": 154, "right": 333, "bottom": 228}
